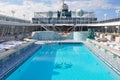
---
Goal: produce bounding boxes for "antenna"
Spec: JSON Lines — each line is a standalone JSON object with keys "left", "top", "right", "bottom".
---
{"left": 63, "top": 0, "right": 64, "bottom": 4}
{"left": 11, "top": 10, "right": 15, "bottom": 17}
{"left": 23, "top": 14, "right": 26, "bottom": 19}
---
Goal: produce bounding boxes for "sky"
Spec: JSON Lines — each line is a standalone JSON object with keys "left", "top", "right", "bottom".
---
{"left": 0, "top": 0, "right": 120, "bottom": 20}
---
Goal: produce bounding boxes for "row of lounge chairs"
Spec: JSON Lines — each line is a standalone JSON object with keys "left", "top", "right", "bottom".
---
{"left": 0, "top": 41, "right": 27, "bottom": 53}
{"left": 100, "top": 41, "right": 120, "bottom": 50}
{"left": 95, "top": 32, "right": 120, "bottom": 51}
{"left": 95, "top": 32, "right": 120, "bottom": 42}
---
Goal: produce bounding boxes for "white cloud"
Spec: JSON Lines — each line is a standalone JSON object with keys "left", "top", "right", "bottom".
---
{"left": 0, "top": 0, "right": 119, "bottom": 20}
{"left": 67, "top": 0, "right": 113, "bottom": 11}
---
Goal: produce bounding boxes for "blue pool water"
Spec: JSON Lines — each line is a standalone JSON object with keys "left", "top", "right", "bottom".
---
{"left": 7, "top": 43, "right": 120, "bottom": 80}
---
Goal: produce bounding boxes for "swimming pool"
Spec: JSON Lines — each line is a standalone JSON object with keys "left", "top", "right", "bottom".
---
{"left": 6, "top": 43, "right": 120, "bottom": 80}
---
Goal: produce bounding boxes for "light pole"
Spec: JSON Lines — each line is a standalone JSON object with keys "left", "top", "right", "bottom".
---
{"left": 104, "top": 13, "right": 107, "bottom": 20}
{"left": 115, "top": 9, "right": 120, "bottom": 17}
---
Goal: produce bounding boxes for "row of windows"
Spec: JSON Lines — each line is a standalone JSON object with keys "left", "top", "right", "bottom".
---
{"left": 32, "top": 17, "right": 120, "bottom": 24}
{"left": 93, "top": 18, "right": 120, "bottom": 24}
{"left": 32, "top": 17, "right": 97, "bottom": 21}
{"left": 33, "top": 21, "right": 92, "bottom": 24}
{"left": 32, "top": 17, "right": 96, "bottom": 24}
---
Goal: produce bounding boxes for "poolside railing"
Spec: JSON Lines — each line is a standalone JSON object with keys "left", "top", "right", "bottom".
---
{"left": 85, "top": 40, "right": 120, "bottom": 74}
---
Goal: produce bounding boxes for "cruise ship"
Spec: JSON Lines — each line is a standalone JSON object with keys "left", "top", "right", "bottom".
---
{"left": 0, "top": 0, "right": 120, "bottom": 80}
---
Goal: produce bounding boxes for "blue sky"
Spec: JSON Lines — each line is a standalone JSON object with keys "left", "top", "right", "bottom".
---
{"left": 0, "top": 0, "right": 120, "bottom": 20}
{"left": 95, "top": 0, "right": 120, "bottom": 20}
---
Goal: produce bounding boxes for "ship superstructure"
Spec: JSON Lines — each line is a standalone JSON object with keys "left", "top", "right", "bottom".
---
{"left": 32, "top": 0, "right": 97, "bottom": 32}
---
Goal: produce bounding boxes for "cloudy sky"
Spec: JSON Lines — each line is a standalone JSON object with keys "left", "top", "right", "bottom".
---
{"left": 0, "top": 0, "right": 120, "bottom": 20}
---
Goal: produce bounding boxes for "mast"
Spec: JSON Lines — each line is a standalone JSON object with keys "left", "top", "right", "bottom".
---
{"left": 62, "top": 0, "right": 64, "bottom": 8}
